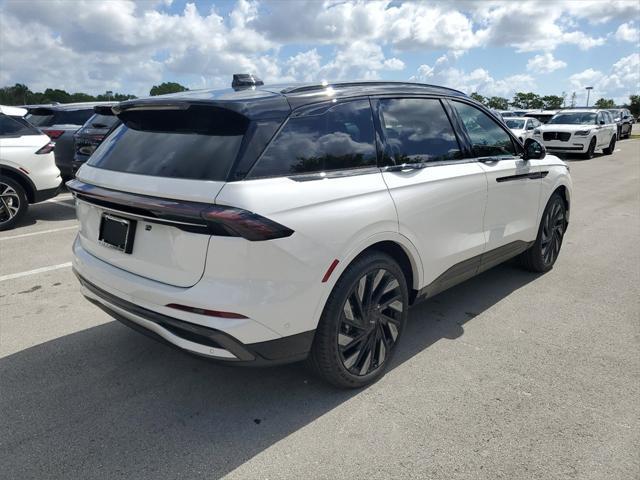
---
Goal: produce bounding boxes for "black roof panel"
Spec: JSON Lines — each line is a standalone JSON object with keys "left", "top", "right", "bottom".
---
{"left": 113, "top": 81, "right": 469, "bottom": 120}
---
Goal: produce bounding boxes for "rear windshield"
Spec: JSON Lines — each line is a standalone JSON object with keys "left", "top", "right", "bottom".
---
{"left": 27, "top": 108, "right": 94, "bottom": 127}
{"left": 87, "top": 106, "right": 248, "bottom": 181}
{"left": 84, "top": 113, "right": 120, "bottom": 129}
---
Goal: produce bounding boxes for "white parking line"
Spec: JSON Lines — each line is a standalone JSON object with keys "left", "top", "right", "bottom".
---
{"left": 0, "top": 262, "right": 72, "bottom": 282}
{"left": 0, "top": 225, "right": 78, "bottom": 241}
{"left": 44, "top": 197, "right": 76, "bottom": 209}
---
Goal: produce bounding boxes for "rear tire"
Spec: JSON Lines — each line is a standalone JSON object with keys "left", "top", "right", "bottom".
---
{"left": 518, "top": 193, "right": 567, "bottom": 273}
{"left": 308, "top": 251, "right": 409, "bottom": 388}
{"left": 583, "top": 137, "right": 596, "bottom": 159}
{"left": 0, "top": 177, "right": 28, "bottom": 231}
{"left": 603, "top": 135, "right": 616, "bottom": 155}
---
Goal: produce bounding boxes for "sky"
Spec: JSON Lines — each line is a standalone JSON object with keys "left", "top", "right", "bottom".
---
{"left": 1, "top": 0, "right": 639, "bottom": 104}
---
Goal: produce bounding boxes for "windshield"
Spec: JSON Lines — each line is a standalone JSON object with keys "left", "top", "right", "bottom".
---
{"left": 505, "top": 119, "right": 525, "bottom": 129}
{"left": 548, "top": 113, "right": 596, "bottom": 125}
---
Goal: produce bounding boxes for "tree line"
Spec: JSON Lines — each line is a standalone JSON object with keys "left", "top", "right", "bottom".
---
{"left": 0, "top": 82, "right": 189, "bottom": 106}
{"left": 471, "top": 91, "right": 639, "bottom": 116}
{"left": 1, "top": 82, "right": 638, "bottom": 117}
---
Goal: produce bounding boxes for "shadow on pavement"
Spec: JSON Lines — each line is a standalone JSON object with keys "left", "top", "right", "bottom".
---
{"left": 0, "top": 262, "right": 539, "bottom": 479}
{"left": 14, "top": 199, "right": 77, "bottom": 228}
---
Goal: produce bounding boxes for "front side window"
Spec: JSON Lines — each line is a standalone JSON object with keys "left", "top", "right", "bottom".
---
{"left": 452, "top": 101, "right": 516, "bottom": 157}
{"left": 249, "top": 100, "right": 376, "bottom": 178}
{"left": 378, "top": 98, "right": 461, "bottom": 164}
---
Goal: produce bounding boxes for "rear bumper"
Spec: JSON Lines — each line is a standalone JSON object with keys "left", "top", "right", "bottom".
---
{"left": 33, "top": 184, "right": 62, "bottom": 203}
{"left": 76, "top": 270, "right": 314, "bottom": 365}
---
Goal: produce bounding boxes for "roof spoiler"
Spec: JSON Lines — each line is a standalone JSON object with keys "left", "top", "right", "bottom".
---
{"left": 94, "top": 105, "right": 116, "bottom": 115}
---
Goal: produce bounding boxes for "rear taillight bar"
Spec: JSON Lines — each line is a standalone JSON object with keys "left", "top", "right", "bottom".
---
{"left": 66, "top": 179, "right": 293, "bottom": 241}
{"left": 43, "top": 129, "right": 64, "bottom": 140}
{"left": 35, "top": 141, "right": 55, "bottom": 155}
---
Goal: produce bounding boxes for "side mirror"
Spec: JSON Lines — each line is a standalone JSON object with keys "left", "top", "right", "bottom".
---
{"left": 599, "top": 120, "right": 605, "bottom": 125}
{"left": 523, "top": 138, "right": 546, "bottom": 160}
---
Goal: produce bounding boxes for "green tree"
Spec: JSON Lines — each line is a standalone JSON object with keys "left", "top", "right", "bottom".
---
{"left": 511, "top": 92, "right": 543, "bottom": 109}
{"left": 149, "top": 82, "right": 188, "bottom": 96}
{"left": 541, "top": 95, "right": 564, "bottom": 109}
{"left": 470, "top": 92, "right": 487, "bottom": 105}
{"left": 627, "top": 95, "right": 640, "bottom": 117}
{"left": 594, "top": 98, "right": 616, "bottom": 108}
{"left": 486, "top": 96, "right": 509, "bottom": 110}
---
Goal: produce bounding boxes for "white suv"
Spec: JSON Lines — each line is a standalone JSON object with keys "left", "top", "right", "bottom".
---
{"left": 0, "top": 105, "right": 61, "bottom": 230}
{"left": 538, "top": 109, "right": 618, "bottom": 159}
{"left": 69, "top": 81, "right": 572, "bottom": 388}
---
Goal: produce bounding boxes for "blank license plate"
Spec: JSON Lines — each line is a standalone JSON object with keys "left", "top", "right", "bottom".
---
{"left": 98, "top": 213, "right": 136, "bottom": 254}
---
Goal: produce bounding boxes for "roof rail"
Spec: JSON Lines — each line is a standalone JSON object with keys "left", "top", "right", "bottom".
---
{"left": 281, "top": 81, "right": 466, "bottom": 96}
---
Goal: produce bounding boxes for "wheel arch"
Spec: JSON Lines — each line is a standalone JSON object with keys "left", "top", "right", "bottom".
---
{"left": 311, "top": 232, "right": 424, "bottom": 329}
{"left": 0, "top": 164, "right": 35, "bottom": 203}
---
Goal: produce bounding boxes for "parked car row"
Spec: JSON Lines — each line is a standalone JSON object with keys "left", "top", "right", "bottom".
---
{"left": 502, "top": 107, "right": 630, "bottom": 159}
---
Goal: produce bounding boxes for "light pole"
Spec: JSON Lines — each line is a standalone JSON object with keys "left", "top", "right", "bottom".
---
{"left": 585, "top": 86, "right": 593, "bottom": 107}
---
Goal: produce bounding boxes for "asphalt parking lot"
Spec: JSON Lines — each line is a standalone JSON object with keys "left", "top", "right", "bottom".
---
{"left": 1, "top": 136, "right": 639, "bottom": 479}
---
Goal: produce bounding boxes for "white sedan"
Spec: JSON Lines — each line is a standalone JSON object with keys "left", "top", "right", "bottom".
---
{"left": 505, "top": 117, "right": 542, "bottom": 143}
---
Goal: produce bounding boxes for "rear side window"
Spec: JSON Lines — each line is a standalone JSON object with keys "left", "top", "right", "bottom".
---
{"left": 249, "top": 99, "right": 376, "bottom": 178}
{"left": 379, "top": 98, "right": 461, "bottom": 164}
{"left": 87, "top": 106, "right": 248, "bottom": 181}
{"left": 0, "top": 114, "right": 40, "bottom": 137}
{"left": 452, "top": 102, "right": 516, "bottom": 157}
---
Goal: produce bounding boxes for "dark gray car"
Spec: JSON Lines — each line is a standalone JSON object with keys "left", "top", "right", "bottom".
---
{"left": 72, "top": 105, "right": 120, "bottom": 176}
{"left": 607, "top": 108, "right": 633, "bottom": 139}
{"left": 26, "top": 103, "right": 112, "bottom": 180}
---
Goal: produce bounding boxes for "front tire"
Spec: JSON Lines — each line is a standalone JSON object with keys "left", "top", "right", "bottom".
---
{"left": 518, "top": 193, "right": 567, "bottom": 273}
{"left": 308, "top": 252, "right": 409, "bottom": 388}
{"left": 603, "top": 134, "right": 616, "bottom": 155}
{"left": 583, "top": 137, "right": 597, "bottom": 159}
{"left": 0, "top": 177, "right": 28, "bottom": 231}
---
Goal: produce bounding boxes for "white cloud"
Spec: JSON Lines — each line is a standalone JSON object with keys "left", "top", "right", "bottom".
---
{"left": 470, "top": 1, "right": 605, "bottom": 52}
{"left": 569, "top": 54, "right": 640, "bottom": 104}
{"left": 615, "top": 22, "right": 640, "bottom": 43}
{"left": 410, "top": 53, "right": 535, "bottom": 98}
{"left": 286, "top": 42, "right": 405, "bottom": 83}
{"left": 0, "top": 0, "right": 636, "bottom": 96}
{"left": 527, "top": 53, "right": 567, "bottom": 74}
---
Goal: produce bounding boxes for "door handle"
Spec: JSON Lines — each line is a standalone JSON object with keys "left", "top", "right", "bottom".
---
{"left": 385, "top": 163, "right": 428, "bottom": 172}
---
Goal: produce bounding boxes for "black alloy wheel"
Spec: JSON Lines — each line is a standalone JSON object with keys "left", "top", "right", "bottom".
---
{"left": 308, "top": 251, "right": 408, "bottom": 388}
{"left": 540, "top": 198, "right": 566, "bottom": 267}
{"left": 0, "top": 178, "right": 28, "bottom": 231}
{"left": 338, "top": 268, "right": 403, "bottom": 376}
{"left": 519, "top": 193, "right": 567, "bottom": 273}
